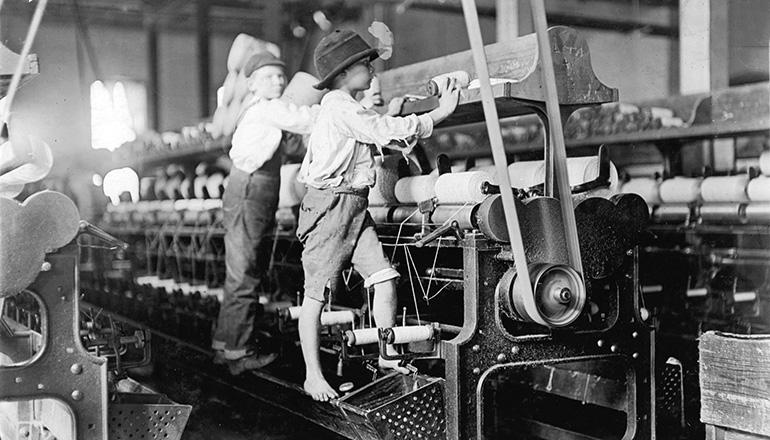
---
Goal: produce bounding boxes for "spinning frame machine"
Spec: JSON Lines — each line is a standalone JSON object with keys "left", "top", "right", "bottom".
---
{"left": 0, "top": 1, "right": 666, "bottom": 439}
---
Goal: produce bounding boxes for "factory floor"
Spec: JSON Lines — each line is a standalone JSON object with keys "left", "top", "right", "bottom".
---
{"left": 131, "top": 356, "right": 345, "bottom": 440}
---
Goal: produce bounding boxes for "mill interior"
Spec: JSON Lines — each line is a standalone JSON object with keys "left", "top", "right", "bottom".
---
{"left": 1, "top": 0, "right": 769, "bottom": 439}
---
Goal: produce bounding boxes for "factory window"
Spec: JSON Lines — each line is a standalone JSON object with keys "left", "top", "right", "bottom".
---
{"left": 90, "top": 80, "right": 146, "bottom": 151}
{"left": 102, "top": 167, "right": 139, "bottom": 205}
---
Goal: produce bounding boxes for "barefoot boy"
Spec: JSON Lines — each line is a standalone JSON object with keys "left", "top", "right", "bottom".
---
{"left": 296, "top": 29, "right": 459, "bottom": 401}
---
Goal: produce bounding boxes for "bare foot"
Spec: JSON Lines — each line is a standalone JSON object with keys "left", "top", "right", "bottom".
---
{"left": 304, "top": 374, "right": 339, "bottom": 402}
{"left": 379, "top": 357, "right": 410, "bottom": 374}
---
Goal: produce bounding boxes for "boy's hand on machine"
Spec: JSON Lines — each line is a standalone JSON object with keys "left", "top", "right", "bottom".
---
{"left": 438, "top": 77, "right": 460, "bottom": 114}
{"left": 428, "top": 78, "right": 460, "bottom": 124}
{"left": 386, "top": 96, "right": 405, "bottom": 116}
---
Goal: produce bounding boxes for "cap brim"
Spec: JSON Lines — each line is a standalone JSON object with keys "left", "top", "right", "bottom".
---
{"left": 313, "top": 48, "right": 379, "bottom": 90}
{"left": 244, "top": 59, "right": 286, "bottom": 77}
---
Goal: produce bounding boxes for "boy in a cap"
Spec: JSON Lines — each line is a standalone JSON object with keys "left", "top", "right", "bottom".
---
{"left": 212, "top": 52, "right": 318, "bottom": 375}
{"left": 297, "top": 29, "right": 459, "bottom": 401}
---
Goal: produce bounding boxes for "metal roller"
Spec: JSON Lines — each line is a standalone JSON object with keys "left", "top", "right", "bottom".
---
{"left": 699, "top": 203, "right": 745, "bottom": 224}
{"left": 497, "top": 263, "right": 586, "bottom": 327}
{"left": 368, "top": 206, "right": 393, "bottom": 224}
{"left": 382, "top": 325, "right": 435, "bottom": 344}
{"left": 652, "top": 204, "right": 692, "bottom": 224}
{"left": 430, "top": 205, "right": 477, "bottom": 230}
{"left": 744, "top": 203, "right": 770, "bottom": 224}
{"left": 344, "top": 328, "right": 379, "bottom": 346}
{"left": 389, "top": 206, "right": 420, "bottom": 224}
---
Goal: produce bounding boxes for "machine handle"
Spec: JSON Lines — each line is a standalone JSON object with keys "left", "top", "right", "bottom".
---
{"left": 415, "top": 221, "right": 460, "bottom": 247}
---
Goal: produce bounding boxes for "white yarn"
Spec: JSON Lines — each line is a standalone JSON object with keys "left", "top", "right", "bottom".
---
{"left": 621, "top": 178, "right": 661, "bottom": 205}
{"left": 701, "top": 175, "right": 749, "bottom": 202}
{"left": 659, "top": 177, "right": 702, "bottom": 203}
{"left": 748, "top": 176, "right": 770, "bottom": 202}
{"left": 434, "top": 171, "right": 492, "bottom": 204}
{"left": 394, "top": 175, "right": 438, "bottom": 204}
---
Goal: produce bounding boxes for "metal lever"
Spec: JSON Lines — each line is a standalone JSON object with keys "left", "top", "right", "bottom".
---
{"left": 414, "top": 221, "right": 461, "bottom": 247}
{"left": 79, "top": 220, "right": 129, "bottom": 250}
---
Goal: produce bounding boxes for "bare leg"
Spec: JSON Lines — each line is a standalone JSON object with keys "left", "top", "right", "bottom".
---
{"left": 371, "top": 280, "right": 410, "bottom": 374}
{"left": 299, "top": 297, "right": 339, "bottom": 401}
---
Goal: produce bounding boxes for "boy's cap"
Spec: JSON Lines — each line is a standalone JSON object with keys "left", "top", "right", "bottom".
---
{"left": 313, "top": 29, "right": 379, "bottom": 90}
{"left": 243, "top": 52, "right": 286, "bottom": 77}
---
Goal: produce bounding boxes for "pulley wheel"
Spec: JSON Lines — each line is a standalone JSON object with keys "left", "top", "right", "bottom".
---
{"left": 497, "top": 263, "right": 586, "bottom": 327}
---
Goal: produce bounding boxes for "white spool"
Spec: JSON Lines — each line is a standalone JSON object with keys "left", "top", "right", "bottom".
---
{"left": 206, "top": 173, "right": 225, "bottom": 199}
{"left": 701, "top": 175, "right": 749, "bottom": 202}
{"left": 427, "top": 70, "right": 471, "bottom": 96}
{"left": 734, "top": 291, "right": 757, "bottom": 303}
{"left": 286, "top": 307, "right": 355, "bottom": 326}
{"left": 389, "top": 325, "right": 434, "bottom": 344}
{"left": 434, "top": 171, "right": 492, "bottom": 204}
{"left": 659, "top": 177, "right": 702, "bottom": 203}
{"left": 759, "top": 151, "right": 770, "bottom": 176}
{"left": 194, "top": 175, "right": 208, "bottom": 199}
{"left": 507, "top": 156, "right": 619, "bottom": 198}
{"left": 346, "top": 328, "right": 380, "bottom": 346}
{"left": 621, "top": 178, "right": 661, "bottom": 205}
{"left": 468, "top": 165, "right": 498, "bottom": 184}
{"left": 507, "top": 161, "right": 544, "bottom": 189}
{"left": 394, "top": 175, "right": 438, "bottom": 204}
{"left": 748, "top": 176, "right": 770, "bottom": 202}
{"left": 278, "top": 164, "right": 306, "bottom": 208}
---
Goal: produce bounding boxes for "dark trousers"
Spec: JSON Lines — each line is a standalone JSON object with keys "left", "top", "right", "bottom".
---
{"left": 212, "top": 167, "right": 279, "bottom": 359}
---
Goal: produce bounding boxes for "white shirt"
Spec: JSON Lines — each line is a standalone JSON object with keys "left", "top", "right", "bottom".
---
{"left": 229, "top": 96, "right": 319, "bottom": 174}
{"left": 299, "top": 90, "right": 433, "bottom": 189}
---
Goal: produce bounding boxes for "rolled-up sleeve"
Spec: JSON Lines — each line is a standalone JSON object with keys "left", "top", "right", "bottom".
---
{"left": 255, "top": 100, "right": 320, "bottom": 135}
{"left": 337, "top": 103, "right": 434, "bottom": 148}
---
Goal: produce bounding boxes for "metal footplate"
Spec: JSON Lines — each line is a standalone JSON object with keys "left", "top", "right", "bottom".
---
{"left": 336, "top": 373, "right": 446, "bottom": 440}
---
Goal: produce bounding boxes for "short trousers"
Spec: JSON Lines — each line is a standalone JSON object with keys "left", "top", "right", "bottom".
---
{"left": 297, "top": 186, "right": 399, "bottom": 302}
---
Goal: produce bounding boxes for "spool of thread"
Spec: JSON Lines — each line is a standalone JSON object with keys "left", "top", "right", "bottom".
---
{"left": 700, "top": 203, "right": 743, "bottom": 223}
{"left": 468, "top": 165, "right": 498, "bottom": 184}
{"left": 279, "top": 164, "right": 306, "bottom": 208}
{"left": 507, "top": 161, "right": 543, "bottom": 189}
{"left": 659, "top": 177, "right": 702, "bottom": 203}
{"left": 426, "top": 71, "right": 471, "bottom": 96}
{"left": 387, "top": 325, "right": 434, "bottom": 344}
{"left": 194, "top": 175, "right": 208, "bottom": 199}
{"left": 394, "top": 175, "right": 438, "bottom": 204}
{"left": 206, "top": 173, "right": 225, "bottom": 199}
{"left": 203, "top": 199, "right": 222, "bottom": 210}
{"left": 369, "top": 155, "right": 407, "bottom": 206}
{"left": 180, "top": 176, "right": 194, "bottom": 199}
{"left": 621, "top": 178, "right": 661, "bottom": 205}
{"left": 747, "top": 176, "right": 770, "bottom": 201}
{"left": 434, "top": 171, "right": 492, "bottom": 204}
{"left": 286, "top": 307, "right": 355, "bottom": 326}
{"left": 345, "top": 328, "right": 379, "bottom": 346}
{"left": 701, "top": 175, "right": 749, "bottom": 202}
{"left": 508, "top": 156, "right": 619, "bottom": 197}
{"left": 760, "top": 151, "right": 770, "bottom": 176}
